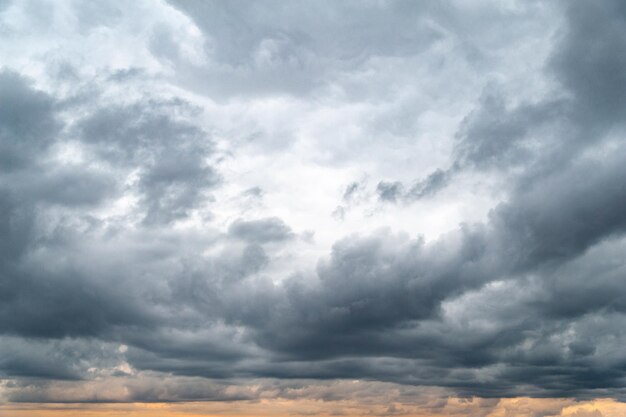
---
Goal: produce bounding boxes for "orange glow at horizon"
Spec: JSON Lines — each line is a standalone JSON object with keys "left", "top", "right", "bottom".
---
{"left": 1, "top": 398, "right": 625, "bottom": 417}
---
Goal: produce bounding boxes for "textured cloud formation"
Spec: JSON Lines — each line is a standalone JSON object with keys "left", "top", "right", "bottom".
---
{"left": 1, "top": 0, "right": 626, "bottom": 412}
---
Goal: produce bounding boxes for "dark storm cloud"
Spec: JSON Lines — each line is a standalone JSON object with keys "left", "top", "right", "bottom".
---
{"left": 78, "top": 100, "right": 220, "bottom": 224}
{"left": 3, "top": 0, "right": 626, "bottom": 405}
{"left": 113, "top": 141, "right": 625, "bottom": 395}
{"left": 491, "top": 156, "right": 626, "bottom": 271}
{"left": 4, "top": 374, "right": 259, "bottom": 403}
{"left": 377, "top": 1, "right": 626, "bottom": 203}
{"left": 0, "top": 73, "right": 118, "bottom": 213}
{"left": 551, "top": 1, "right": 626, "bottom": 134}
{"left": 0, "top": 71, "right": 197, "bottom": 340}
{"left": 528, "top": 238, "right": 626, "bottom": 320}
{"left": 0, "top": 68, "right": 226, "bottom": 368}
{"left": 453, "top": 93, "right": 564, "bottom": 171}
{"left": 296, "top": 0, "right": 626, "bottom": 394}
{"left": 0, "top": 218, "right": 161, "bottom": 338}
{"left": 0, "top": 70, "right": 60, "bottom": 171}
{"left": 0, "top": 337, "right": 125, "bottom": 381}
{"left": 375, "top": 89, "right": 567, "bottom": 204}
{"left": 218, "top": 125, "right": 626, "bottom": 395}
{"left": 244, "top": 150, "right": 626, "bottom": 362}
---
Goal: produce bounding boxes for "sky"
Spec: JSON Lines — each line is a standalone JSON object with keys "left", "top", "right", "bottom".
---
{"left": 1, "top": 1, "right": 626, "bottom": 416}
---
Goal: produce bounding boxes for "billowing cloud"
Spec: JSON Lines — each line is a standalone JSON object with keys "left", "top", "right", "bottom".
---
{"left": 1, "top": 0, "right": 626, "bottom": 414}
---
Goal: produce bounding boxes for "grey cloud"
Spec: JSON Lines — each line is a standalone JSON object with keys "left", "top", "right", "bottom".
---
{"left": 551, "top": 1, "right": 626, "bottom": 134}
{"left": 336, "top": 181, "right": 368, "bottom": 219}
{"left": 453, "top": 88, "right": 563, "bottom": 171}
{"left": 0, "top": 70, "right": 60, "bottom": 171}
{"left": 332, "top": 206, "right": 345, "bottom": 221}
{"left": 107, "top": 67, "right": 143, "bottom": 82}
{"left": 20, "top": 166, "right": 117, "bottom": 207}
{"left": 377, "top": 90, "right": 565, "bottom": 204}
{"left": 3, "top": 0, "right": 626, "bottom": 406}
{"left": 243, "top": 186, "right": 263, "bottom": 199}
{"left": 168, "top": 243, "right": 270, "bottom": 314}
{"left": 122, "top": 325, "right": 261, "bottom": 380}
{"left": 78, "top": 100, "right": 207, "bottom": 163}
{"left": 459, "top": 1, "right": 626, "bottom": 186}
{"left": 406, "top": 168, "right": 451, "bottom": 200}
{"left": 0, "top": 69, "right": 218, "bottom": 341}
{"left": 0, "top": 72, "right": 118, "bottom": 210}
{"left": 120, "top": 378, "right": 256, "bottom": 403}
{"left": 376, "top": 169, "right": 453, "bottom": 204}
{"left": 0, "top": 189, "right": 34, "bottom": 268}
{"left": 491, "top": 154, "right": 626, "bottom": 271}
{"left": 377, "top": 1, "right": 626, "bottom": 203}
{"left": 342, "top": 181, "right": 362, "bottom": 202}
{"left": 73, "top": 0, "right": 122, "bottom": 33}
{"left": 376, "top": 181, "right": 403, "bottom": 202}
{"left": 78, "top": 100, "right": 220, "bottom": 224}
{"left": 530, "top": 238, "right": 626, "bottom": 319}
{"left": 0, "top": 262, "right": 158, "bottom": 339}
{"left": 228, "top": 217, "right": 294, "bottom": 243}
{"left": 163, "top": 0, "right": 447, "bottom": 97}
{"left": 140, "top": 150, "right": 218, "bottom": 225}
{"left": 232, "top": 147, "right": 626, "bottom": 396}
{"left": 4, "top": 374, "right": 258, "bottom": 403}
{"left": 0, "top": 337, "right": 125, "bottom": 381}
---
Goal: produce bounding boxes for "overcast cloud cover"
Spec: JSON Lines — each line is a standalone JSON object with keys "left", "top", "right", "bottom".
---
{"left": 1, "top": 0, "right": 626, "bottom": 415}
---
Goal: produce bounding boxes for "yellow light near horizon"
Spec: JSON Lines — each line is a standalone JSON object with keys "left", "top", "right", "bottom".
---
{"left": 1, "top": 398, "right": 625, "bottom": 417}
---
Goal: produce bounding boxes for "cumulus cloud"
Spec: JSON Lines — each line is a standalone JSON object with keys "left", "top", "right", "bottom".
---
{"left": 1, "top": 0, "right": 626, "bottom": 411}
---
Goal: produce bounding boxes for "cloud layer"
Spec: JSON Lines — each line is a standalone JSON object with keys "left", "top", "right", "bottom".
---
{"left": 1, "top": 0, "right": 626, "bottom": 411}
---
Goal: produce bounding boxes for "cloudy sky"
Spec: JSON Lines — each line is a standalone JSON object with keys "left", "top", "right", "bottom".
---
{"left": 2, "top": 1, "right": 626, "bottom": 416}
